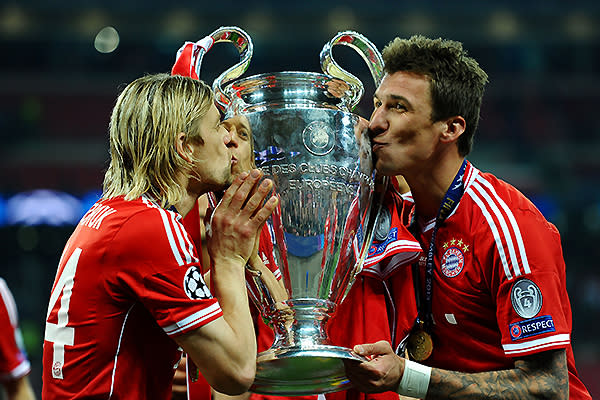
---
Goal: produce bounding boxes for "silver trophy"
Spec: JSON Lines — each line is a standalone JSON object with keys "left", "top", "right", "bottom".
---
{"left": 197, "top": 26, "right": 385, "bottom": 395}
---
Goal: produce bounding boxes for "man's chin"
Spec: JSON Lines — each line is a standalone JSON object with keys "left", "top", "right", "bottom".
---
{"left": 374, "top": 163, "right": 398, "bottom": 177}
{"left": 223, "top": 171, "right": 235, "bottom": 187}
{"left": 231, "top": 166, "right": 250, "bottom": 177}
{"left": 209, "top": 173, "right": 233, "bottom": 193}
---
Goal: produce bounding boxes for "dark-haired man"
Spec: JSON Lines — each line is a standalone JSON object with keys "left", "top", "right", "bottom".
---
{"left": 346, "top": 35, "right": 591, "bottom": 400}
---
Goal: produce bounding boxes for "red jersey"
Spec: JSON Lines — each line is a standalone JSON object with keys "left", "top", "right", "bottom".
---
{"left": 362, "top": 187, "right": 420, "bottom": 275}
{"left": 182, "top": 199, "right": 283, "bottom": 400}
{"left": 413, "top": 162, "right": 590, "bottom": 398}
{"left": 0, "top": 278, "right": 31, "bottom": 382}
{"left": 326, "top": 188, "right": 421, "bottom": 400}
{"left": 43, "top": 196, "right": 222, "bottom": 400}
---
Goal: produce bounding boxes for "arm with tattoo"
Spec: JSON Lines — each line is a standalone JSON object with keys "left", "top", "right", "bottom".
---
{"left": 427, "top": 349, "right": 568, "bottom": 400}
{"left": 347, "top": 341, "right": 568, "bottom": 400}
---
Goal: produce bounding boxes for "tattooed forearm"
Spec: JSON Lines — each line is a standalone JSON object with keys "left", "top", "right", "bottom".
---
{"left": 425, "top": 349, "right": 568, "bottom": 400}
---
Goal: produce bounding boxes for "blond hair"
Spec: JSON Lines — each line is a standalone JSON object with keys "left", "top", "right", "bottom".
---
{"left": 102, "top": 73, "right": 214, "bottom": 207}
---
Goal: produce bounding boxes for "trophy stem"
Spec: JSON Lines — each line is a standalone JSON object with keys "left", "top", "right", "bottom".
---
{"left": 251, "top": 298, "right": 365, "bottom": 395}
{"left": 270, "top": 298, "right": 332, "bottom": 348}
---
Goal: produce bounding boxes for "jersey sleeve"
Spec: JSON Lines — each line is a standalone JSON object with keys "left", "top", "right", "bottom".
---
{"left": 492, "top": 207, "right": 571, "bottom": 357}
{"left": 363, "top": 191, "right": 421, "bottom": 273}
{"left": 114, "top": 208, "right": 223, "bottom": 338}
{"left": 0, "top": 278, "right": 31, "bottom": 381}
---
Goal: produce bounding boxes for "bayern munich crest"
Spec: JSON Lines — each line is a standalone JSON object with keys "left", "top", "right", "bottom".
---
{"left": 441, "top": 246, "right": 465, "bottom": 278}
{"left": 183, "top": 266, "right": 211, "bottom": 300}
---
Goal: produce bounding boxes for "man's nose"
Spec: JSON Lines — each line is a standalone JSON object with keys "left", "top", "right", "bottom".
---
{"left": 368, "top": 108, "right": 387, "bottom": 137}
{"left": 222, "top": 127, "right": 233, "bottom": 146}
{"left": 225, "top": 126, "right": 238, "bottom": 147}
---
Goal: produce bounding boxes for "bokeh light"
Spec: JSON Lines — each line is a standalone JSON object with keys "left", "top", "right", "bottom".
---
{"left": 94, "top": 26, "right": 120, "bottom": 53}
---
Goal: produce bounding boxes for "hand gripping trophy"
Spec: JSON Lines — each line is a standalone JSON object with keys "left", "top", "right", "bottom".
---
{"left": 181, "top": 26, "right": 385, "bottom": 395}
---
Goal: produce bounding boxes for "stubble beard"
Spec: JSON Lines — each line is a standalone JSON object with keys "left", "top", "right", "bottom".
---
{"left": 374, "top": 154, "right": 401, "bottom": 177}
{"left": 215, "top": 168, "right": 233, "bottom": 192}
{"left": 199, "top": 167, "right": 233, "bottom": 195}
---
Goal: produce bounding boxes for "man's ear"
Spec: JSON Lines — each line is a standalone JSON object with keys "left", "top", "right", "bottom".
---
{"left": 439, "top": 115, "right": 466, "bottom": 144}
{"left": 175, "top": 132, "right": 193, "bottom": 162}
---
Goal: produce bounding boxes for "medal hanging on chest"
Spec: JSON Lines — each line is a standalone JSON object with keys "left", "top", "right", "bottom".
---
{"left": 406, "top": 159, "right": 467, "bottom": 362}
{"left": 406, "top": 322, "right": 433, "bottom": 361}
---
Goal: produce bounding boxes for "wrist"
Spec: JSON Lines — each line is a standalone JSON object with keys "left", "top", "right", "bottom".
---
{"left": 397, "top": 359, "right": 431, "bottom": 399}
{"left": 210, "top": 255, "right": 246, "bottom": 272}
{"left": 248, "top": 252, "right": 261, "bottom": 265}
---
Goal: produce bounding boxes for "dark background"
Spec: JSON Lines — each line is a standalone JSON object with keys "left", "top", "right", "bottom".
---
{"left": 0, "top": 1, "right": 598, "bottom": 397}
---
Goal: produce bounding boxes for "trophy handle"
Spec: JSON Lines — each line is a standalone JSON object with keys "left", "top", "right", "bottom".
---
{"left": 206, "top": 26, "right": 254, "bottom": 112}
{"left": 320, "top": 31, "right": 384, "bottom": 109}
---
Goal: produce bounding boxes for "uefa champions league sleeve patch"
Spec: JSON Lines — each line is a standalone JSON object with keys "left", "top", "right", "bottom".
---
{"left": 374, "top": 207, "right": 392, "bottom": 241}
{"left": 509, "top": 315, "right": 556, "bottom": 341}
{"left": 183, "top": 266, "right": 211, "bottom": 300}
{"left": 510, "top": 278, "right": 542, "bottom": 318}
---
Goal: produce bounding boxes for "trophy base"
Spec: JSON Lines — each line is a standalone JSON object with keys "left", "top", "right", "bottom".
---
{"left": 249, "top": 345, "right": 365, "bottom": 395}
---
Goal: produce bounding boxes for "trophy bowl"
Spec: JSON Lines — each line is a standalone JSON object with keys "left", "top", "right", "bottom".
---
{"left": 200, "top": 27, "right": 385, "bottom": 395}
{"left": 223, "top": 70, "right": 382, "bottom": 395}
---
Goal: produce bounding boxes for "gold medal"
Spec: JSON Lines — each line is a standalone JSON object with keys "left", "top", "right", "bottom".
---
{"left": 406, "top": 329, "right": 433, "bottom": 361}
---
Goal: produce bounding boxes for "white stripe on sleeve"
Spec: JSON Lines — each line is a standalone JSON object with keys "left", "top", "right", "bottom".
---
{"left": 476, "top": 177, "right": 531, "bottom": 274}
{"left": 468, "top": 188, "right": 514, "bottom": 280}
{"left": 163, "top": 303, "right": 223, "bottom": 336}
{"left": 472, "top": 180, "right": 522, "bottom": 277}
{"left": 502, "top": 333, "right": 570, "bottom": 355}
{"left": 157, "top": 208, "right": 185, "bottom": 266}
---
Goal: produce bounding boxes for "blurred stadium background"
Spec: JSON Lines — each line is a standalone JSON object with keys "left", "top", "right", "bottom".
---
{"left": 0, "top": 1, "right": 598, "bottom": 397}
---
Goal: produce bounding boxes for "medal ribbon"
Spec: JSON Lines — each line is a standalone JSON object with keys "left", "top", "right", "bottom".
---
{"left": 412, "top": 158, "right": 467, "bottom": 333}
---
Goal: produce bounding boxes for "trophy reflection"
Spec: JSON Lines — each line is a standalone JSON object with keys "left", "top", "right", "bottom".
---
{"left": 196, "top": 26, "right": 385, "bottom": 395}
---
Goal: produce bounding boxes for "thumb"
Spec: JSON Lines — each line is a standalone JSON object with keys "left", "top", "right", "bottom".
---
{"left": 354, "top": 340, "right": 392, "bottom": 357}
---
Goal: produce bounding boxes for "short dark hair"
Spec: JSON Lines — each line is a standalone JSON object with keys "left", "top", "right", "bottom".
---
{"left": 382, "top": 35, "right": 488, "bottom": 156}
